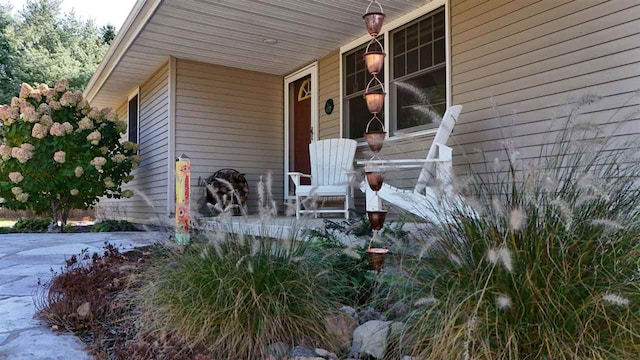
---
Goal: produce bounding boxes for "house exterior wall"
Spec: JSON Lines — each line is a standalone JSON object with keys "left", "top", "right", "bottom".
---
{"left": 99, "top": 61, "right": 170, "bottom": 222}
{"left": 174, "top": 59, "right": 284, "bottom": 214}
{"left": 318, "top": 50, "right": 341, "bottom": 140}
{"left": 316, "top": 0, "right": 640, "bottom": 200}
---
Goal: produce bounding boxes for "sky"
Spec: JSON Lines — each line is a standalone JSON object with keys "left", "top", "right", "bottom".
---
{"left": 5, "top": 0, "right": 137, "bottom": 29}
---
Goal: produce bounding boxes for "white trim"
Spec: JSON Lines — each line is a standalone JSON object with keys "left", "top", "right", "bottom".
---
{"left": 167, "top": 56, "right": 177, "bottom": 215}
{"left": 339, "top": 0, "right": 449, "bottom": 143}
{"left": 84, "top": 0, "right": 163, "bottom": 104}
{"left": 283, "top": 62, "right": 319, "bottom": 201}
{"left": 126, "top": 87, "right": 140, "bottom": 145}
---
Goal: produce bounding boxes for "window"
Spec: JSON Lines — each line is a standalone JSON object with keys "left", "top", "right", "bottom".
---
{"left": 343, "top": 37, "right": 384, "bottom": 140}
{"left": 342, "top": 6, "right": 447, "bottom": 140}
{"left": 128, "top": 93, "right": 139, "bottom": 144}
{"left": 391, "top": 9, "right": 446, "bottom": 133}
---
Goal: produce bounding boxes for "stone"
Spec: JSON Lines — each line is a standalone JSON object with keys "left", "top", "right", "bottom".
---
{"left": 350, "top": 320, "right": 392, "bottom": 359}
{"left": 290, "top": 346, "right": 318, "bottom": 358}
{"left": 76, "top": 302, "right": 92, "bottom": 318}
{"left": 323, "top": 313, "right": 358, "bottom": 350}
{"left": 339, "top": 305, "right": 357, "bottom": 319}
{"left": 266, "top": 342, "right": 290, "bottom": 359}
{"left": 314, "top": 348, "right": 337, "bottom": 359}
{"left": 357, "top": 306, "right": 387, "bottom": 324}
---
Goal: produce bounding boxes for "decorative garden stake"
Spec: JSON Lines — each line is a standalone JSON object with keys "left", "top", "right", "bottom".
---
{"left": 362, "top": 0, "right": 389, "bottom": 271}
{"left": 175, "top": 154, "right": 191, "bottom": 245}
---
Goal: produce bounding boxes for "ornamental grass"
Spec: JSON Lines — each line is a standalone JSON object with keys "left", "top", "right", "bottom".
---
{"left": 402, "top": 96, "right": 640, "bottom": 359}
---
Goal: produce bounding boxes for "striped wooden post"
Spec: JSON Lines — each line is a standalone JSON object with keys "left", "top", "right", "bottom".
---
{"left": 175, "top": 154, "right": 191, "bottom": 245}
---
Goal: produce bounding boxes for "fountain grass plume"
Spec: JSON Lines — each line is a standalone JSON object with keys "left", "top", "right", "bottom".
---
{"left": 401, "top": 95, "right": 640, "bottom": 359}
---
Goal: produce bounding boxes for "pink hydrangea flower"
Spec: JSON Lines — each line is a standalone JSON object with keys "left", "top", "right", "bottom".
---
{"left": 74, "top": 166, "right": 84, "bottom": 177}
{"left": 77, "top": 117, "right": 94, "bottom": 131}
{"left": 90, "top": 157, "right": 107, "bottom": 170}
{"left": 87, "top": 130, "right": 102, "bottom": 145}
{"left": 54, "top": 78, "right": 69, "bottom": 93}
{"left": 0, "top": 144, "right": 12, "bottom": 160}
{"left": 39, "top": 115, "right": 53, "bottom": 127}
{"left": 11, "top": 187, "right": 22, "bottom": 195}
{"left": 19, "top": 83, "right": 34, "bottom": 99}
{"left": 37, "top": 103, "right": 51, "bottom": 115}
{"left": 31, "top": 123, "right": 48, "bottom": 139}
{"left": 20, "top": 105, "right": 38, "bottom": 123}
{"left": 11, "top": 144, "right": 34, "bottom": 163}
{"left": 53, "top": 151, "right": 66, "bottom": 164}
{"left": 8, "top": 172, "right": 23, "bottom": 183}
{"left": 15, "top": 193, "right": 29, "bottom": 203}
{"left": 49, "top": 123, "right": 66, "bottom": 136}
{"left": 112, "top": 154, "right": 126, "bottom": 163}
{"left": 70, "top": 189, "right": 79, "bottom": 196}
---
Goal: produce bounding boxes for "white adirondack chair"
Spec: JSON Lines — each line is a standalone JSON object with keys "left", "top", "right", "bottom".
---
{"left": 289, "top": 138, "right": 358, "bottom": 220}
{"left": 358, "top": 105, "right": 463, "bottom": 221}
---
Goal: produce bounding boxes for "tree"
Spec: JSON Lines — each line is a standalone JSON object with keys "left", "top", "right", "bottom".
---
{"left": 0, "top": 79, "right": 139, "bottom": 231}
{"left": 0, "top": 0, "right": 109, "bottom": 104}
{"left": 100, "top": 24, "right": 116, "bottom": 45}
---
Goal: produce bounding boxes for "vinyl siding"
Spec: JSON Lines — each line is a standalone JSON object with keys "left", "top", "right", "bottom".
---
{"left": 174, "top": 59, "right": 284, "bottom": 214}
{"left": 318, "top": 50, "right": 341, "bottom": 140}
{"left": 450, "top": 0, "right": 640, "bottom": 169}
{"left": 316, "top": 0, "right": 640, "bottom": 212}
{"left": 98, "top": 62, "right": 170, "bottom": 222}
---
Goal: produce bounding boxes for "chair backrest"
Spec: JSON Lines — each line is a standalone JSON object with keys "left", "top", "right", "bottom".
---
{"left": 309, "top": 138, "right": 357, "bottom": 186}
{"left": 414, "top": 105, "right": 462, "bottom": 194}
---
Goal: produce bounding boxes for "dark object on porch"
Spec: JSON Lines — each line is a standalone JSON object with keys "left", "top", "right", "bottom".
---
{"left": 205, "top": 169, "right": 248, "bottom": 216}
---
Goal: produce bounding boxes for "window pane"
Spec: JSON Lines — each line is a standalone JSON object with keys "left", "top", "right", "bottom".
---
{"left": 128, "top": 95, "right": 138, "bottom": 144}
{"left": 420, "top": 43, "right": 433, "bottom": 70}
{"left": 346, "top": 53, "right": 355, "bottom": 75}
{"left": 407, "top": 49, "right": 419, "bottom": 75}
{"left": 356, "top": 70, "right": 365, "bottom": 93}
{"left": 406, "top": 23, "right": 419, "bottom": 50}
{"left": 419, "top": 17, "right": 432, "bottom": 45}
{"left": 395, "top": 67, "right": 446, "bottom": 131}
{"left": 347, "top": 96, "right": 381, "bottom": 139}
{"left": 346, "top": 74, "right": 356, "bottom": 95}
{"left": 433, "top": 11, "right": 445, "bottom": 39}
{"left": 393, "top": 29, "right": 405, "bottom": 54}
{"left": 434, "top": 38, "right": 445, "bottom": 65}
{"left": 394, "top": 55, "right": 405, "bottom": 78}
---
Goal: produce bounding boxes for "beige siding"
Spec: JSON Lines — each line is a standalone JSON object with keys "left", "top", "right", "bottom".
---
{"left": 318, "top": 50, "right": 341, "bottom": 139}
{"left": 450, "top": 0, "right": 640, "bottom": 168}
{"left": 99, "top": 62, "right": 170, "bottom": 222}
{"left": 175, "top": 59, "right": 284, "bottom": 213}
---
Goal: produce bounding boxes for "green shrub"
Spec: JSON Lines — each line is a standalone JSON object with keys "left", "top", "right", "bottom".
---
{"left": 404, "top": 101, "right": 640, "bottom": 359}
{"left": 13, "top": 217, "right": 50, "bottom": 232}
{"left": 90, "top": 219, "right": 138, "bottom": 232}
{"left": 137, "top": 232, "right": 342, "bottom": 359}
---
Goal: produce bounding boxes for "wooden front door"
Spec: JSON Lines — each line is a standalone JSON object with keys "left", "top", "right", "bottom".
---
{"left": 292, "top": 76, "right": 312, "bottom": 185}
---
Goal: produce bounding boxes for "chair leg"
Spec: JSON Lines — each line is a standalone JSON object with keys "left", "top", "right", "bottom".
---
{"left": 296, "top": 195, "right": 301, "bottom": 220}
{"left": 345, "top": 194, "right": 350, "bottom": 220}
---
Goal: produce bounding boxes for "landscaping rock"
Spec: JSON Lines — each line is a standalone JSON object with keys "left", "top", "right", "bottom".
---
{"left": 266, "top": 342, "right": 290, "bottom": 359}
{"left": 314, "top": 348, "right": 337, "bottom": 359}
{"left": 324, "top": 313, "right": 358, "bottom": 350}
{"left": 350, "top": 320, "right": 392, "bottom": 359}
{"left": 339, "top": 305, "right": 357, "bottom": 319}
{"left": 357, "top": 306, "right": 387, "bottom": 324}
{"left": 290, "top": 346, "right": 319, "bottom": 358}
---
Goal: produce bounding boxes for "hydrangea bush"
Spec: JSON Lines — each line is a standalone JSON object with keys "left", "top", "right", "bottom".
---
{"left": 0, "top": 78, "right": 139, "bottom": 231}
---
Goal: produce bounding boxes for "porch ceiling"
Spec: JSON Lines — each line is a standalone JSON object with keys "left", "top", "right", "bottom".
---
{"left": 86, "top": 0, "right": 430, "bottom": 108}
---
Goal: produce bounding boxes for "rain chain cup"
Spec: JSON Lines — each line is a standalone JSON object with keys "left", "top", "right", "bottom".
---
{"left": 362, "top": 0, "right": 389, "bottom": 272}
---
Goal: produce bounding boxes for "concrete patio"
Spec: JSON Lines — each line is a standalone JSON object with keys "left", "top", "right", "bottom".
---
{"left": 0, "top": 232, "right": 163, "bottom": 360}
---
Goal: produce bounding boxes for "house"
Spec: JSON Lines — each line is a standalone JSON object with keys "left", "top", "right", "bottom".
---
{"left": 85, "top": 0, "right": 640, "bottom": 222}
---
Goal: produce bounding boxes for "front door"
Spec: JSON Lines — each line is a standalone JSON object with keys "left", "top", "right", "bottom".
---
{"left": 290, "top": 75, "right": 312, "bottom": 189}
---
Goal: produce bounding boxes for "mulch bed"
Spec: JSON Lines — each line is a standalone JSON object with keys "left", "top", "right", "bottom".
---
{"left": 35, "top": 243, "right": 212, "bottom": 360}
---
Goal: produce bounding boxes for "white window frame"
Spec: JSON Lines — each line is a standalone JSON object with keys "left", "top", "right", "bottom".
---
{"left": 126, "top": 87, "right": 140, "bottom": 146}
{"left": 283, "top": 62, "right": 319, "bottom": 200}
{"left": 339, "top": 0, "right": 451, "bottom": 145}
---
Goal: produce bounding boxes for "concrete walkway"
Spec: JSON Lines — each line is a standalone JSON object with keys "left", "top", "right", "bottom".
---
{"left": 0, "top": 232, "right": 163, "bottom": 360}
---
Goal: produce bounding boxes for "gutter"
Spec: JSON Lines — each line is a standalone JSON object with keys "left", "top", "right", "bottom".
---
{"left": 83, "top": 0, "right": 164, "bottom": 104}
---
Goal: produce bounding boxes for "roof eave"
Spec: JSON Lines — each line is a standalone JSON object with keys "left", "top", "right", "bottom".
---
{"left": 83, "top": 0, "right": 163, "bottom": 105}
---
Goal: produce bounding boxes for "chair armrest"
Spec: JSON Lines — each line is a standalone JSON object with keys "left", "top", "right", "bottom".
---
{"left": 287, "top": 172, "right": 312, "bottom": 187}
{"left": 356, "top": 158, "right": 451, "bottom": 169}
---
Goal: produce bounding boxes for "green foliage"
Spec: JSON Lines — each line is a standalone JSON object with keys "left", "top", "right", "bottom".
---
{"left": 13, "top": 217, "right": 50, "bottom": 232}
{"left": 0, "top": 79, "right": 138, "bottom": 230}
{"left": 404, "top": 102, "right": 640, "bottom": 359}
{"left": 137, "top": 233, "right": 342, "bottom": 359}
{"left": 91, "top": 220, "right": 138, "bottom": 232}
{"left": 0, "top": 0, "right": 111, "bottom": 104}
